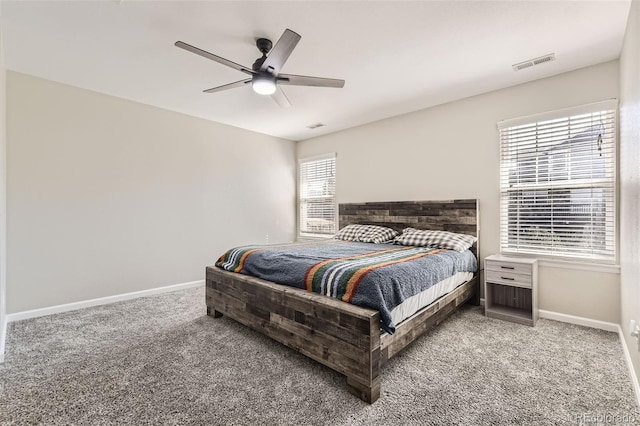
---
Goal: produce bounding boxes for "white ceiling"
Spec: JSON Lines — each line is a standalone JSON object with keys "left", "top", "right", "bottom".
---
{"left": 1, "top": 1, "right": 632, "bottom": 141}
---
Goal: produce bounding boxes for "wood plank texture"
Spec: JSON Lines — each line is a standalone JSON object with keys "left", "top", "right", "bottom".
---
{"left": 339, "top": 199, "right": 479, "bottom": 259}
{"left": 489, "top": 283, "right": 532, "bottom": 311}
{"left": 205, "top": 199, "right": 480, "bottom": 403}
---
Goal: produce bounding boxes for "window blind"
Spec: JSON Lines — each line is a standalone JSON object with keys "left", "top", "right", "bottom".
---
{"left": 299, "top": 154, "right": 336, "bottom": 237}
{"left": 498, "top": 100, "right": 617, "bottom": 262}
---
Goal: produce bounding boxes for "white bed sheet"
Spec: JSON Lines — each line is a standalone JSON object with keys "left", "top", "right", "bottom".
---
{"left": 390, "top": 271, "right": 474, "bottom": 327}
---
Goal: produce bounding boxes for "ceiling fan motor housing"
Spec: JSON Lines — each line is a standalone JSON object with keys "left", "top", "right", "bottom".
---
{"left": 256, "top": 38, "right": 273, "bottom": 54}
{"left": 253, "top": 38, "right": 273, "bottom": 71}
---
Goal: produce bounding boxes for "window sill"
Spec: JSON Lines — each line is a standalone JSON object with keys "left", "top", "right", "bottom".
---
{"left": 297, "top": 235, "right": 334, "bottom": 242}
{"left": 499, "top": 251, "right": 620, "bottom": 274}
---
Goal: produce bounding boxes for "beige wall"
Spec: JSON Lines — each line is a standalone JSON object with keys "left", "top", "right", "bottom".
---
{"left": 620, "top": 0, "right": 640, "bottom": 381}
{"left": 6, "top": 72, "right": 296, "bottom": 313}
{"left": 538, "top": 267, "right": 619, "bottom": 323}
{"left": 297, "top": 61, "right": 620, "bottom": 323}
{"left": 0, "top": 19, "right": 7, "bottom": 361}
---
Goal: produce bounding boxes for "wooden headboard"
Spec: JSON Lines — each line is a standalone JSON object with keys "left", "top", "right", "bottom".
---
{"left": 338, "top": 199, "right": 480, "bottom": 259}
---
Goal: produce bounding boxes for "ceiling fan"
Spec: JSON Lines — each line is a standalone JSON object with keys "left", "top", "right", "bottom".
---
{"left": 175, "top": 29, "right": 345, "bottom": 108}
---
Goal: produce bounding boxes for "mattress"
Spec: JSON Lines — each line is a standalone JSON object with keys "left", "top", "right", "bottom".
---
{"left": 391, "top": 271, "right": 473, "bottom": 327}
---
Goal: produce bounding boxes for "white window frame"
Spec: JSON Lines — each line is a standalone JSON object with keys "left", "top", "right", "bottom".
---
{"left": 497, "top": 99, "right": 617, "bottom": 263}
{"left": 297, "top": 153, "right": 337, "bottom": 239}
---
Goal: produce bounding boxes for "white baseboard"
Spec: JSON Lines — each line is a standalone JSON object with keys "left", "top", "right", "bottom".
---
{"left": 617, "top": 325, "right": 640, "bottom": 407}
{"left": 0, "top": 318, "right": 6, "bottom": 363}
{"left": 5, "top": 280, "right": 204, "bottom": 323}
{"left": 538, "top": 309, "right": 619, "bottom": 332}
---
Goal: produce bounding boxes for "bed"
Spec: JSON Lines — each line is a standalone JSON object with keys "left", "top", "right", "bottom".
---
{"left": 205, "top": 199, "right": 480, "bottom": 403}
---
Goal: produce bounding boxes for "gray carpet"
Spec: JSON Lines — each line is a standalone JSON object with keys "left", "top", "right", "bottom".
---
{"left": 1, "top": 286, "right": 638, "bottom": 425}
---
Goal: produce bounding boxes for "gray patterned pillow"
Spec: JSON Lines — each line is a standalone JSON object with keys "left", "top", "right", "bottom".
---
{"left": 334, "top": 224, "right": 368, "bottom": 241}
{"left": 359, "top": 225, "right": 399, "bottom": 244}
{"left": 335, "top": 224, "right": 398, "bottom": 244}
{"left": 395, "top": 228, "right": 476, "bottom": 252}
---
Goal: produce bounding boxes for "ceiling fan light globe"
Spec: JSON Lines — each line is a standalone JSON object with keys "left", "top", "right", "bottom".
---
{"left": 252, "top": 78, "right": 277, "bottom": 95}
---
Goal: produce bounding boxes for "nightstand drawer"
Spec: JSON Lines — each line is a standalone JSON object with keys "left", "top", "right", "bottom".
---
{"left": 485, "top": 270, "right": 532, "bottom": 288}
{"left": 486, "top": 261, "right": 532, "bottom": 276}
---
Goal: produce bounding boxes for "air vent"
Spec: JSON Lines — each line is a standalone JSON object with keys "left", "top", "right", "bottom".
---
{"left": 512, "top": 53, "right": 555, "bottom": 71}
{"left": 307, "top": 123, "right": 325, "bottom": 130}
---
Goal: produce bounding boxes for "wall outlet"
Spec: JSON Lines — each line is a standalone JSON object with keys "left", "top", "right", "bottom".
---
{"left": 631, "top": 320, "right": 640, "bottom": 352}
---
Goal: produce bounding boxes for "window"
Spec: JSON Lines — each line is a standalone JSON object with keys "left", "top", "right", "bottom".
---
{"left": 498, "top": 100, "right": 617, "bottom": 262}
{"left": 298, "top": 154, "right": 336, "bottom": 238}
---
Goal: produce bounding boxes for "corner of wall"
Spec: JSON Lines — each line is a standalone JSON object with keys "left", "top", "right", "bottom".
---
{"left": 619, "top": 0, "right": 640, "bottom": 389}
{"left": 0, "top": 16, "right": 7, "bottom": 364}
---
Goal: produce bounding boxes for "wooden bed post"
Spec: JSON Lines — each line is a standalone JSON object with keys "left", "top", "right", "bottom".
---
{"left": 346, "top": 316, "right": 381, "bottom": 403}
{"left": 347, "top": 376, "right": 380, "bottom": 404}
{"left": 206, "top": 306, "right": 224, "bottom": 318}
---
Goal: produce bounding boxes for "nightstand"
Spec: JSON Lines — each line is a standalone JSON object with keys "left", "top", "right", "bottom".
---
{"left": 484, "top": 254, "right": 538, "bottom": 326}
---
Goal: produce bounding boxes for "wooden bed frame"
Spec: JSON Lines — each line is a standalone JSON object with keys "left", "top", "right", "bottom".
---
{"left": 205, "top": 199, "right": 479, "bottom": 403}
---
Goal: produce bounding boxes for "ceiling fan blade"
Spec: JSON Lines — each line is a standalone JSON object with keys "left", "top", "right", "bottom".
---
{"left": 277, "top": 73, "right": 345, "bottom": 88}
{"left": 271, "top": 86, "right": 292, "bottom": 108}
{"left": 260, "top": 29, "right": 301, "bottom": 75}
{"left": 175, "top": 41, "right": 254, "bottom": 75}
{"left": 203, "top": 79, "right": 252, "bottom": 93}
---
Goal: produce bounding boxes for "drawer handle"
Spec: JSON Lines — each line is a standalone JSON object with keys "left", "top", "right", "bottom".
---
{"left": 500, "top": 266, "right": 515, "bottom": 270}
{"left": 501, "top": 277, "right": 515, "bottom": 280}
